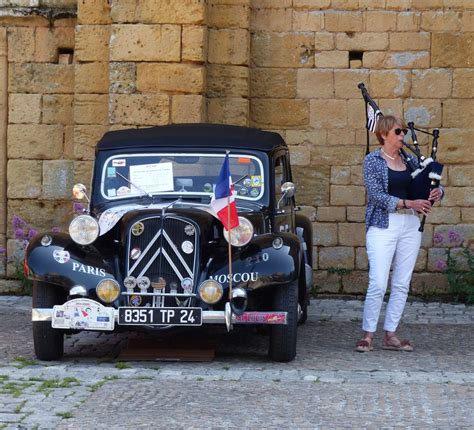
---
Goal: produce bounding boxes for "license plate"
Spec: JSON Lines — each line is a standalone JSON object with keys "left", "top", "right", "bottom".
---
{"left": 118, "top": 307, "right": 202, "bottom": 326}
{"left": 52, "top": 298, "right": 115, "bottom": 331}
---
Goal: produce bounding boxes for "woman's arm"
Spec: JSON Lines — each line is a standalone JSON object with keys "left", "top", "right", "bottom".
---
{"left": 363, "top": 156, "right": 399, "bottom": 212}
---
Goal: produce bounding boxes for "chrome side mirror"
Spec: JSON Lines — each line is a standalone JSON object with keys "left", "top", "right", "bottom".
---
{"left": 277, "top": 182, "right": 296, "bottom": 210}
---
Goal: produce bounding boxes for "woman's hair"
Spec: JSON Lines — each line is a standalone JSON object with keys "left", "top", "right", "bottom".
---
{"left": 375, "top": 115, "right": 406, "bottom": 145}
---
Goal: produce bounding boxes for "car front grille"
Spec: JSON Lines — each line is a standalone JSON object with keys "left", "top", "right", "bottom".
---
{"left": 125, "top": 215, "right": 198, "bottom": 307}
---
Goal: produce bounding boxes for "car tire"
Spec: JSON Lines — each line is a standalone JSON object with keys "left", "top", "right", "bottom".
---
{"left": 299, "top": 294, "right": 309, "bottom": 325}
{"left": 269, "top": 280, "right": 298, "bottom": 362}
{"left": 298, "top": 259, "right": 309, "bottom": 325}
{"left": 32, "top": 281, "right": 64, "bottom": 361}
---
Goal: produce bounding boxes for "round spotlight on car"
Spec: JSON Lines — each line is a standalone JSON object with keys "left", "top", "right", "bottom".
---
{"left": 69, "top": 215, "right": 99, "bottom": 245}
{"left": 223, "top": 216, "right": 254, "bottom": 247}
{"left": 96, "top": 279, "right": 120, "bottom": 303}
{"left": 272, "top": 236, "right": 284, "bottom": 249}
{"left": 198, "top": 279, "right": 223, "bottom": 304}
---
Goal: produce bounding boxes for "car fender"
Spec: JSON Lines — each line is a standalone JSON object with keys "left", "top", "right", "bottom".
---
{"left": 295, "top": 213, "right": 314, "bottom": 296}
{"left": 25, "top": 233, "right": 117, "bottom": 292}
{"left": 202, "top": 232, "right": 302, "bottom": 292}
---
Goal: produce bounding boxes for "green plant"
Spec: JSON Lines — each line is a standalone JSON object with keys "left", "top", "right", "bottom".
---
{"left": 434, "top": 230, "right": 474, "bottom": 304}
{"left": 115, "top": 361, "right": 131, "bottom": 370}
{"left": 56, "top": 411, "right": 74, "bottom": 419}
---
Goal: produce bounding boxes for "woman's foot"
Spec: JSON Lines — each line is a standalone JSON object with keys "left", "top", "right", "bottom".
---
{"left": 382, "top": 333, "right": 413, "bottom": 352}
{"left": 355, "top": 334, "right": 373, "bottom": 353}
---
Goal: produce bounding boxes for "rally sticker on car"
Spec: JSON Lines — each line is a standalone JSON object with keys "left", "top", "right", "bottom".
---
{"left": 112, "top": 159, "right": 126, "bottom": 167}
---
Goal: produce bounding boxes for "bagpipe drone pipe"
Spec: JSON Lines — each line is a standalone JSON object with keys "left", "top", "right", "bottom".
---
{"left": 357, "top": 83, "right": 444, "bottom": 232}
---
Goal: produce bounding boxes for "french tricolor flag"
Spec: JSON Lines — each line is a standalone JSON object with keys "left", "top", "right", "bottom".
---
{"left": 210, "top": 153, "right": 239, "bottom": 231}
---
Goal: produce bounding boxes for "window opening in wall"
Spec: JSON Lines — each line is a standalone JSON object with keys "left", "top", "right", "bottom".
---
{"left": 57, "top": 48, "right": 74, "bottom": 64}
{"left": 349, "top": 51, "right": 363, "bottom": 69}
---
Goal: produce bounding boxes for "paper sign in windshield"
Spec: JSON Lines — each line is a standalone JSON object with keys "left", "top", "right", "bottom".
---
{"left": 129, "top": 162, "right": 174, "bottom": 194}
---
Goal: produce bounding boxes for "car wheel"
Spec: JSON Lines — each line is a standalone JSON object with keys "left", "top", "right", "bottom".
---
{"left": 32, "top": 281, "right": 64, "bottom": 361}
{"left": 269, "top": 280, "right": 298, "bottom": 362}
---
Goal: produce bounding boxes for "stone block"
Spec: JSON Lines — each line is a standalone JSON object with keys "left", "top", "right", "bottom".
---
{"left": 411, "top": 273, "right": 449, "bottom": 296}
{"left": 378, "top": 98, "right": 403, "bottom": 117}
{"left": 461, "top": 208, "right": 474, "bottom": 223}
{"left": 292, "top": 0, "right": 330, "bottom": 7}
{"left": 310, "top": 99, "right": 347, "bottom": 128}
{"left": 34, "top": 26, "right": 75, "bottom": 63}
{"left": 295, "top": 69, "right": 333, "bottom": 99}
{"left": 208, "top": 29, "right": 249, "bottom": 65}
{"left": 286, "top": 129, "right": 327, "bottom": 146}
{"left": 331, "top": 166, "right": 350, "bottom": 185}
{"left": 73, "top": 125, "right": 109, "bottom": 160}
{"left": 312, "top": 146, "right": 364, "bottom": 166}
{"left": 0, "top": 280, "right": 22, "bottom": 294}
{"left": 109, "top": 62, "right": 136, "bottom": 94}
{"left": 390, "top": 32, "right": 430, "bottom": 51}
{"left": 182, "top": 25, "right": 207, "bottom": 62}
{"left": 314, "top": 51, "right": 348, "bottom": 68}
{"left": 74, "top": 161, "right": 94, "bottom": 188}
{"left": 438, "top": 129, "right": 474, "bottom": 165}
{"left": 9, "top": 94, "right": 41, "bottom": 124}
{"left": 453, "top": 69, "right": 474, "bottom": 98}
{"left": 396, "top": 12, "right": 421, "bottom": 31}
{"left": 7, "top": 27, "right": 35, "bottom": 62}
{"left": 9, "top": 63, "right": 74, "bottom": 94}
{"left": 288, "top": 144, "right": 311, "bottom": 166}
{"left": 110, "top": 94, "right": 170, "bottom": 126}
{"left": 74, "top": 94, "right": 109, "bottom": 125}
{"left": 441, "top": 187, "right": 474, "bottom": 207}
{"left": 369, "top": 70, "right": 410, "bottom": 98}
{"left": 314, "top": 32, "right": 334, "bottom": 50}
{"left": 135, "top": 0, "right": 206, "bottom": 25}
{"left": 331, "top": 185, "right": 365, "bottom": 206}
{"left": 342, "top": 271, "right": 368, "bottom": 294}
{"left": 403, "top": 99, "right": 442, "bottom": 128}
{"left": 250, "top": 7, "right": 291, "bottom": 32}
{"left": 6, "top": 239, "right": 26, "bottom": 278}
{"left": 209, "top": 4, "right": 250, "bottom": 29}
{"left": 421, "top": 11, "right": 461, "bottom": 32}
{"left": 75, "top": 62, "right": 109, "bottom": 94}
{"left": 362, "top": 51, "right": 386, "bottom": 68}
{"left": 7, "top": 125, "right": 63, "bottom": 159}
{"left": 428, "top": 207, "right": 461, "bottom": 225}
{"left": 316, "top": 207, "right": 346, "bottom": 222}
{"left": 249, "top": 68, "right": 295, "bottom": 99}
{"left": 365, "top": 11, "right": 397, "bottom": 32}
{"left": 351, "top": 166, "right": 364, "bottom": 186}
{"left": 319, "top": 247, "right": 354, "bottom": 270}
{"left": 338, "top": 223, "right": 367, "bottom": 247}
{"left": 347, "top": 207, "right": 365, "bottom": 223}
{"left": 359, "top": 0, "right": 386, "bottom": 7}
{"left": 207, "top": 98, "right": 249, "bottom": 126}
{"left": 335, "top": 32, "right": 388, "bottom": 51}
{"left": 355, "top": 247, "right": 368, "bottom": 270}
{"left": 334, "top": 70, "right": 369, "bottom": 99}
{"left": 411, "top": 69, "right": 452, "bottom": 98}
{"left": 7, "top": 160, "right": 42, "bottom": 199}
{"left": 432, "top": 33, "right": 474, "bottom": 68}
{"left": 324, "top": 11, "right": 364, "bottom": 32}
{"left": 347, "top": 99, "right": 366, "bottom": 130}
{"left": 78, "top": 0, "right": 112, "bottom": 25}
{"left": 449, "top": 166, "right": 474, "bottom": 186}
{"left": 171, "top": 95, "right": 206, "bottom": 123}
{"left": 414, "top": 248, "right": 427, "bottom": 272}
{"left": 42, "top": 160, "right": 74, "bottom": 199}
{"left": 42, "top": 94, "right": 74, "bottom": 125}
{"left": 251, "top": 99, "right": 309, "bottom": 128}
{"left": 385, "top": 51, "right": 430, "bottom": 69}
{"left": 251, "top": 32, "right": 314, "bottom": 68}
{"left": 292, "top": 165, "right": 330, "bottom": 206}
{"left": 253, "top": 0, "right": 292, "bottom": 6}
{"left": 312, "top": 222, "right": 337, "bottom": 246}
{"left": 208, "top": 65, "right": 249, "bottom": 98}
{"left": 63, "top": 125, "right": 74, "bottom": 158}
{"left": 327, "top": 129, "right": 356, "bottom": 146}
{"left": 331, "top": 0, "right": 359, "bottom": 9}
{"left": 462, "top": 11, "right": 474, "bottom": 32}
{"left": 110, "top": 24, "right": 180, "bottom": 62}
{"left": 411, "top": 0, "right": 444, "bottom": 9}
{"left": 110, "top": 0, "right": 136, "bottom": 22}
{"left": 75, "top": 25, "right": 110, "bottom": 62}
{"left": 312, "top": 271, "right": 340, "bottom": 293}
{"left": 443, "top": 99, "right": 474, "bottom": 128}
{"left": 137, "top": 63, "right": 205, "bottom": 94}
{"left": 292, "top": 10, "right": 323, "bottom": 31}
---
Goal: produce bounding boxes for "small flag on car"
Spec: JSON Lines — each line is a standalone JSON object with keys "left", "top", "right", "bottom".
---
{"left": 210, "top": 153, "right": 239, "bottom": 231}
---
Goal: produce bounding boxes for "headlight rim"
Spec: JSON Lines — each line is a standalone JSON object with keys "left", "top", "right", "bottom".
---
{"left": 198, "top": 279, "right": 223, "bottom": 305}
{"left": 69, "top": 214, "right": 100, "bottom": 246}
{"left": 223, "top": 216, "right": 254, "bottom": 248}
{"left": 96, "top": 279, "right": 121, "bottom": 303}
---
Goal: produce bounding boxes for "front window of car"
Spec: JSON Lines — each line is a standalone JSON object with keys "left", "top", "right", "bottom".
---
{"left": 100, "top": 153, "right": 264, "bottom": 201}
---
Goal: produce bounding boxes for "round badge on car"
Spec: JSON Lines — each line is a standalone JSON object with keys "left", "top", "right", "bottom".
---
{"left": 131, "top": 222, "right": 144, "bottom": 236}
{"left": 184, "top": 224, "right": 195, "bottom": 236}
{"left": 181, "top": 277, "right": 193, "bottom": 294}
{"left": 181, "top": 240, "right": 194, "bottom": 254}
{"left": 130, "top": 247, "right": 141, "bottom": 260}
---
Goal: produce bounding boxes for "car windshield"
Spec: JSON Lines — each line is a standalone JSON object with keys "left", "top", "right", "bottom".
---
{"left": 100, "top": 153, "right": 264, "bottom": 201}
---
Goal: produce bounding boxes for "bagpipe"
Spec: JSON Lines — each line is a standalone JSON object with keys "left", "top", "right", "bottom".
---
{"left": 357, "top": 83, "right": 443, "bottom": 232}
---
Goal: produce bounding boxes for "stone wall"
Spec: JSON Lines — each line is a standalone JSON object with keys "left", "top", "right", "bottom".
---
{"left": 1, "top": 0, "right": 473, "bottom": 295}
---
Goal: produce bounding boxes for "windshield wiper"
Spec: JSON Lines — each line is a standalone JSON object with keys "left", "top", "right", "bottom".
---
{"left": 116, "top": 171, "right": 152, "bottom": 198}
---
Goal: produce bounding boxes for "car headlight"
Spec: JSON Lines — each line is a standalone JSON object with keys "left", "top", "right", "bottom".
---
{"left": 199, "top": 279, "right": 223, "bottom": 304}
{"left": 223, "top": 216, "right": 254, "bottom": 247}
{"left": 69, "top": 215, "right": 99, "bottom": 245}
{"left": 96, "top": 279, "right": 120, "bottom": 303}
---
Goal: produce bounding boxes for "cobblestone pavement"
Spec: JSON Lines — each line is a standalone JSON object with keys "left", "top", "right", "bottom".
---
{"left": 0, "top": 296, "right": 473, "bottom": 429}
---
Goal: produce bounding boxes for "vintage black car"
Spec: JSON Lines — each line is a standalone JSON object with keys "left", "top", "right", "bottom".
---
{"left": 27, "top": 124, "right": 313, "bottom": 362}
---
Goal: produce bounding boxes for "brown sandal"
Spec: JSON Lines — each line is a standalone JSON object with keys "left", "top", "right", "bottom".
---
{"left": 382, "top": 335, "right": 413, "bottom": 352}
{"left": 355, "top": 336, "right": 373, "bottom": 353}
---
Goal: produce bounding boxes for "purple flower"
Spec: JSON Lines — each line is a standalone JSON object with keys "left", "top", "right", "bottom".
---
{"left": 433, "top": 232, "right": 444, "bottom": 245}
{"left": 28, "top": 228, "right": 38, "bottom": 240}
{"left": 0, "top": 247, "right": 5, "bottom": 255}
{"left": 448, "top": 230, "right": 463, "bottom": 245}
{"left": 12, "top": 215, "right": 26, "bottom": 229}
{"left": 73, "top": 202, "right": 85, "bottom": 214}
{"left": 436, "top": 260, "right": 447, "bottom": 271}
{"left": 14, "top": 228, "right": 26, "bottom": 240}
{"left": 51, "top": 226, "right": 61, "bottom": 233}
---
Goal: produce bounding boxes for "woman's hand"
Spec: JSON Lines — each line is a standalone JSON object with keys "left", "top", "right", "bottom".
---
{"left": 407, "top": 199, "right": 432, "bottom": 214}
{"left": 429, "top": 188, "right": 442, "bottom": 202}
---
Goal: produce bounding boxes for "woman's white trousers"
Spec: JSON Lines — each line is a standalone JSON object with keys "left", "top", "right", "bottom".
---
{"left": 363, "top": 212, "right": 422, "bottom": 333}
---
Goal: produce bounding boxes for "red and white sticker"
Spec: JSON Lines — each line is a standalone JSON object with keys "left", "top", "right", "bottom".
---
{"left": 112, "top": 159, "right": 126, "bottom": 167}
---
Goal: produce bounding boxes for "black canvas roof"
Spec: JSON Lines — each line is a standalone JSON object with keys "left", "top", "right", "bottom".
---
{"left": 96, "top": 124, "right": 286, "bottom": 153}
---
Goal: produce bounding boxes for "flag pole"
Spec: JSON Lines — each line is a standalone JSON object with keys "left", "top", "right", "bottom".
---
{"left": 226, "top": 151, "right": 233, "bottom": 303}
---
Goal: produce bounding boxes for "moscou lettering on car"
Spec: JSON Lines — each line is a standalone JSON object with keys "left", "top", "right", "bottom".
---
{"left": 209, "top": 272, "right": 258, "bottom": 284}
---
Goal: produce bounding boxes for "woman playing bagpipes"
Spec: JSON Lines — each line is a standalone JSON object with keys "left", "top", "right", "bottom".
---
{"left": 355, "top": 115, "right": 443, "bottom": 353}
